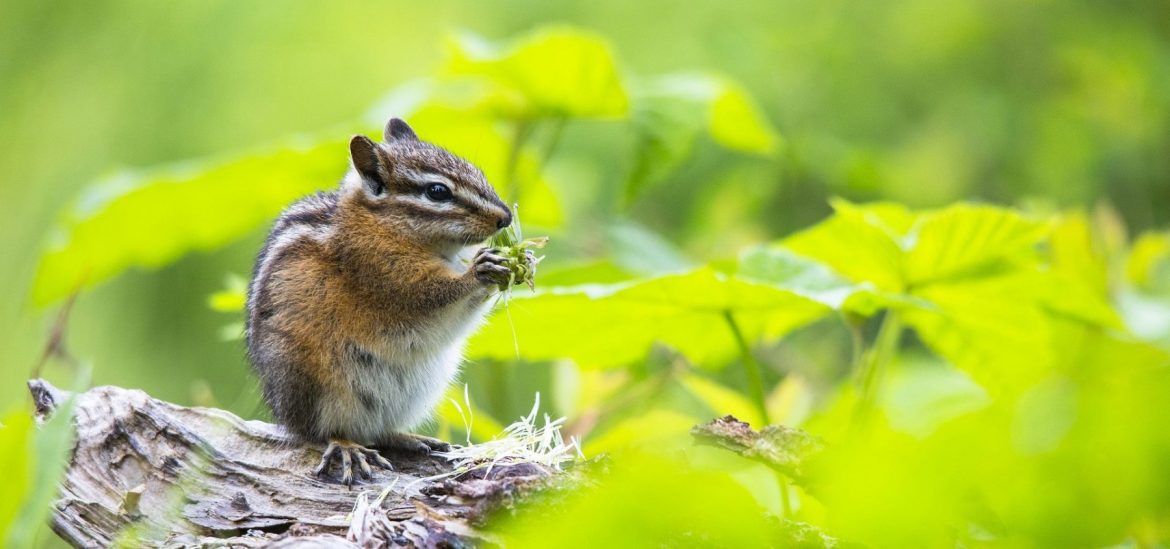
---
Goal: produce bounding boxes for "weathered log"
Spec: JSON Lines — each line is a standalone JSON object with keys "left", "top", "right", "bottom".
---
{"left": 29, "top": 379, "right": 577, "bottom": 548}
{"left": 690, "top": 415, "right": 825, "bottom": 489}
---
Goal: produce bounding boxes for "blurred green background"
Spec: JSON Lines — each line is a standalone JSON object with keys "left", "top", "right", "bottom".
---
{"left": 4, "top": 0, "right": 1168, "bottom": 417}
{"left": 3, "top": 0, "right": 1170, "bottom": 547}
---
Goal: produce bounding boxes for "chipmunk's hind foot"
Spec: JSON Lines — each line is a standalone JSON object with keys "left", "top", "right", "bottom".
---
{"left": 314, "top": 439, "right": 394, "bottom": 486}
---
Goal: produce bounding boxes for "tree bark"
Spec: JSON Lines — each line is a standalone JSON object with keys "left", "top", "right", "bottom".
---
{"left": 29, "top": 379, "right": 576, "bottom": 548}
{"left": 690, "top": 414, "right": 825, "bottom": 491}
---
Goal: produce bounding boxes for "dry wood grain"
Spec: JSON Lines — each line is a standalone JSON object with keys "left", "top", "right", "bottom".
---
{"left": 29, "top": 379, "right": 576, "bottom": 548}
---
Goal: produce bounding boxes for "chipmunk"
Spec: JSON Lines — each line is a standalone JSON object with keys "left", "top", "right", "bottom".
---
{"left": 245, "top": 118, "right": 515, "bottom": 485}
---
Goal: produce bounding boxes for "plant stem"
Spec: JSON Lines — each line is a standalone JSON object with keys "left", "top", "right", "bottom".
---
{"left": 722, "top": 310, "right": 771, "bottom": 426}
{"left": 853, "top": 311, "right": 902, "bottom": 424}
{"left": 779, "top": 476, "right": 793, "bottom": 518}
{"left": 504, "top": 118, "right": 533, "bottom": 204}
{"left": 539, "top": 116, "right": 567, "bottom": 167}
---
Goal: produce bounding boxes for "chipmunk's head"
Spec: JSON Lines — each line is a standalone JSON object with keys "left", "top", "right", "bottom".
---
{"left": 344, "top": 118, "right": 512, "bottom": 250}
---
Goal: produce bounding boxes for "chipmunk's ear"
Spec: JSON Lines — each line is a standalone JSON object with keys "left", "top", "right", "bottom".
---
{"left": 349, "top": 135, "right": 390, "bottom": 196}
{"left": 384, "top": 118, "right": 419, "bottom": 142}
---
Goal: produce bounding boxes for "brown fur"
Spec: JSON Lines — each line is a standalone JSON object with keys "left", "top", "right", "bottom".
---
{"left": 246, "top": 118, "right": 512, "bottom": 449}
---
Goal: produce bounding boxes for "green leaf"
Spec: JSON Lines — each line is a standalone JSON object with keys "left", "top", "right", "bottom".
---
{"left": 468, "top": 268, "right": 831, "bottom": 369}
{"left": 624, "top": 92, "right": 702, "bottom": 201}
{"left": 900, "top": 272, "right": 1057, "bottom": 391}
{"left": 444, "top": 26, "right": 628, "bottom": 119}
{"left": 624, "top": 73, "right": 780, "bottom": 201}
{"left": 208, "top": 273, "right": 247, "bottom": 313}
{"left": 1127, "top": 230, "right": 1170, "bottom": 292}
{"left": 738, "top": 245, "right": 870, "bottom": 310}
{"left": 536, "top": 261, "right": 636, "bottom": 287}
{"left": 881, "top": 357, "right": 990, "bottom": 438}
{"left": 9, "top": 395, "right": 78, "bottom": 547}
{"left": 33, "top": 135, "right": 350, "bottom": 304}
{"left": 904, "top": 203, "right": 1049, "bottom": 287}
{"left": 0, "top": 411, "right": 31, "bottom": 543}
{"left": 5, "top": 370, "right": 84, "bottom": 547}
{"left": 678, "top": 373, "right": 764, "bottom": 427}
{"left": 606, "top": 221, "right": 692, "bottom": 276}
{"left": 494, "top": 451, "right": 777, "bottom": 547}
{"left": 707, "top": 79, "right": 780, "bottom": 155}
{"left": 783, "top": 199, "right": 912, "bottom": 293}
{"left": 582, "top": 409, "right": 699, "bottom": 457}
{"left": 779, "top": 200, "right": 1124, "bottom": 395}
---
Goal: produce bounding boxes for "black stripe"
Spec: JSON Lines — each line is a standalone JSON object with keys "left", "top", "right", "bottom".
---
{"left": 408, "top": 170, "right": 503, "bottom": 209}
{"left": 395, "top": 201, "right": 464, "bottom": 222}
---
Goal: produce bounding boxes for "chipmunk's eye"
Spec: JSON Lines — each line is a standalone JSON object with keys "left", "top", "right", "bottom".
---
{"left": 424, "top": 183, "right": 453, "bottom": 202}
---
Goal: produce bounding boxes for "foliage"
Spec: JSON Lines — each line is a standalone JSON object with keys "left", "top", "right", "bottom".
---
{"left": 0, "top": 375, "right": 82, "bottom": 547}
{"left": 20, "top": 20, "right": 1170, "bottom": 549}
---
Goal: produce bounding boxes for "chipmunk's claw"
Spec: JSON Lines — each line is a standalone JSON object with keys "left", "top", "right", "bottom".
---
{"left": 314, "top": 439, "right": 393, "bottom": 486}
{"left": 379, "top": 432, "right": 452, "bottom": 455}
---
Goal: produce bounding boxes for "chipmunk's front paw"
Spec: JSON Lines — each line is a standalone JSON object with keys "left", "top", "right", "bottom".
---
{"left": 314, "top": 439, "right": 394, "bottom": 486}
{"left": 473, "top": 247, "right": 512, "bottom": 288}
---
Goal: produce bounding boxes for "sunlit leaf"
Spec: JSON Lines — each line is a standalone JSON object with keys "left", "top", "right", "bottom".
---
{"left": 678, "top": 373, "right": 764, "bottom": 427}
{"left": 469, "top": 268, "right": 831, "bottom": 369}
{"left": 493, "top": 451, "right": 776, "bottom": 548}
{"left": 904, "top": 203, "right": 1049, "bottom": 287}
{"left": 0, "top": 411, "right": 31, "bottom": 543}
{"left": 207, "top": 273, "right": 247, "bottom": 313}
{"left": 1127, "top": 231, "right": 1170, "bottom": 292}
{"left": 624, "top": 92, "right": 702, "bottom": 201}
{"left": 444, "top": 27, "right": 628, "bottom": 119}
{"left": 881, "top": 357, "right": 990, "bottom": 438}
{"left": 33, "top": 134, "right": 351, "bottom": 304}
{"left": 782, "top": 199, "right": 910, "bottom": 293}
{"left": 606, "top": 221, "right": 692, "bottom": 276}
{"left": 707, "top": 79, "right": 780, "bottom": 155}
{"left": 582, "top": 410, "right": 698, "bottom": 457}
{"left": 900, "top": 272, "right": 1056, "bottom": 392}
{"left": 5, "top": 370, "right": 83, "bottom": 547}
{"left": 1049, "top": 213, "right": 1109, "bottom": 296}
{"left": 536, "top": 261, "right": 636, "bottom": 286}
{"left": 738, "top": 245, "right": 871, "bottom": 310}
{"left": 765, "top": 374, "right": 814, "bottom": 426}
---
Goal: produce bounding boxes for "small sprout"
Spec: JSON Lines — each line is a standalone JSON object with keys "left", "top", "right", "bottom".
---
{"left": 489, "top": 204, "right": 548, "bottom": 292}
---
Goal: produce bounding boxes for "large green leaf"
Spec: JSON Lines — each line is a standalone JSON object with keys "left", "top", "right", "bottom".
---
{"left": 678, "top": 373, "right": 764, "bottom": 427}
{"left": 782, "top": 199, "right": 911, "bottom": 293}
{"left": 904, "top": 203, "right": 1049, "bottom": 287}
{"left": 624, "top": 92, "right": 702, "bottom": 201}
{"left": 468, "top": 268, "right": 831, "bottom": 369}
{"left": 901, "top": 272, "right": 1057, "bottom": 391}
{"left": 0, "top": 411, "right": 31, "bottom": 543}
{"left": 777, "top": 200, "right": 1121, "bottom": 392}
{"left": 625, "top": 73, "right": 780, "bottom": 201}
{"left": 738, "top": 245, "right": 871, "bottom": 310}
{"left": 34, "top": 135, "right": 350, "bottom": 304}
{"left": 494, "top": 451, "right": 776, "bottom": 547}
{"left": 444, "top": 26, "right": 628, "bottom": 119}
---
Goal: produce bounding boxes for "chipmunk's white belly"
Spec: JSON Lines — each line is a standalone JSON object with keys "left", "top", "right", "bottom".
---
{"left": 315, "top": 298, "right": 493, "bottom": 444}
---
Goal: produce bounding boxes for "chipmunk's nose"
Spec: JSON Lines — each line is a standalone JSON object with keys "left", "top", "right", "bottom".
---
{"left": 497, "top": 210, "right": 513, "bottom": 229}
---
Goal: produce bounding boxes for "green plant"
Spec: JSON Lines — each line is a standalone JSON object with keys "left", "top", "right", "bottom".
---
{"left": 29, "top": 23, "right": 1170, "bottom": 548}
